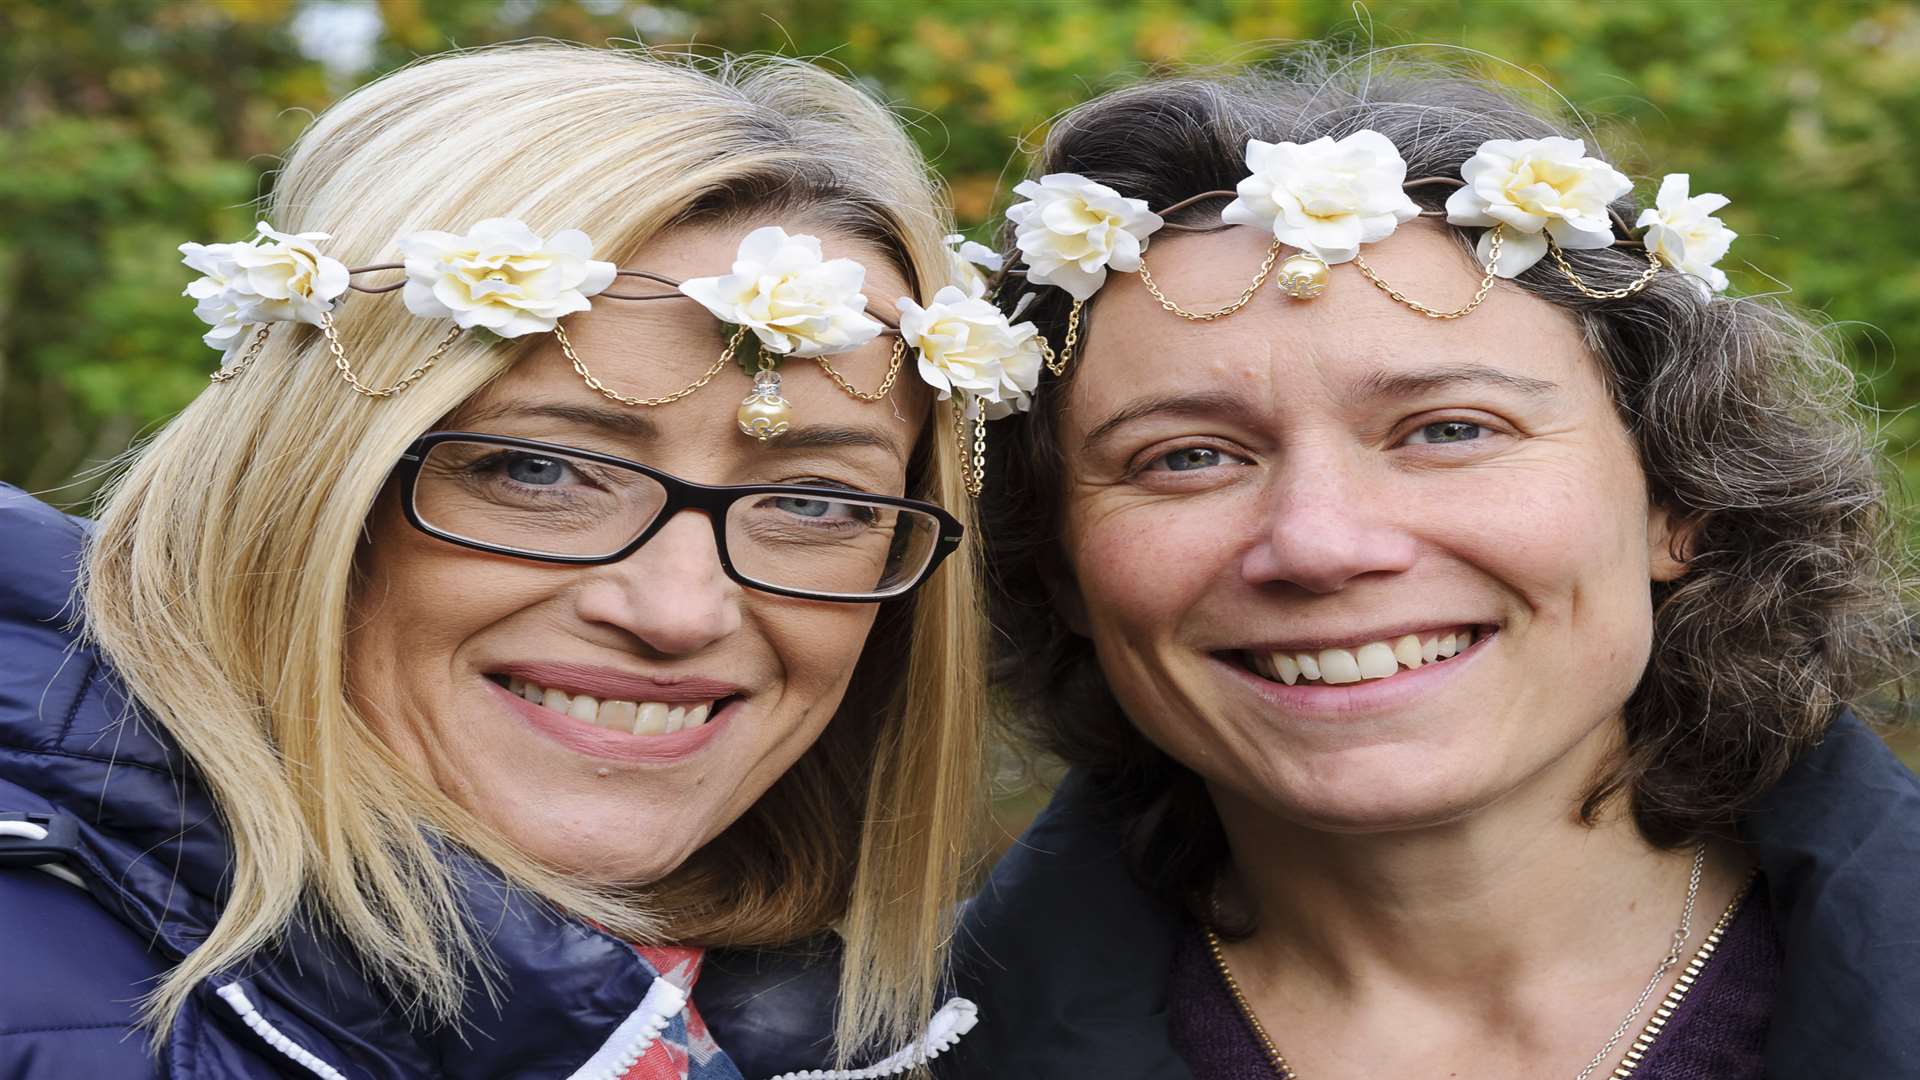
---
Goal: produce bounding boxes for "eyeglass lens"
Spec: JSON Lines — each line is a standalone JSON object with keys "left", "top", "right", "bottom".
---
{"left": 411, "top": 439, "right": 941, "bottom": 598}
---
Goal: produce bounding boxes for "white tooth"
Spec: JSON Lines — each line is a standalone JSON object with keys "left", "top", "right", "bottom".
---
{"left": 635, "top": 702, "right": 668, "bottom": 735}
{"left": 1422, "top": 636, "right": 1440, "bottom": 662}
{"left": 1393, "top": 635, "right": 1424, "bottom": 670}
{"left": 1462, "top": 626, "right": 1477, "bottom": 647}
{"left": 1354, "top": 642, "right": 1398, "bottom": 680}
{"left": 685, "top": 703, "right": 711, "bottom": 728}
{"left": 1273, "top": 653, "right": 1300, "bottom": 686}
{"left": 1296, "top": 653, "right": 1321, "bottom": 680}
{"left": 601, "top": 699, "right": 637, "bottom": 732}
{"left": 542, "top": 688, "right": 571, "bottom": 713}
{"left": 508, "top": 678, "right": 523, "bottom": 696}
{"left": 665, "top": 706, "right": 687, "bottom": 733}
{"left": 521, "top": 681, "right": 543, "bottom": 702}
{"left": 1317, "top": 648, "right": 1362, "bottom": 685}
{"left": 568, "top": 694, "right": 600, "bottom": 723}
{"left": 1438, "top": 633, "right": 1458, "bottom": 658}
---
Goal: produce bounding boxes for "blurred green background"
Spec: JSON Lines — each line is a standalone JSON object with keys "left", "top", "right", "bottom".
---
{"left": 4, "top": 1, "right": 1916, "bottom": 783}
{"left": 5, "top": 0, "right": 1919, "bottom": 498}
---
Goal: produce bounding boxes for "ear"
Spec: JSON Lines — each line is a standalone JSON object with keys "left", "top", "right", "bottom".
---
{"left": 1647, "top": 505, "right": 1701, "bottom": 583}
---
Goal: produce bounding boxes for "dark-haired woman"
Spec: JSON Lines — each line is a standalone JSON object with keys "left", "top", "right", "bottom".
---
{"left": 945, "top": 61, "right": 1920, "bottom": 1080}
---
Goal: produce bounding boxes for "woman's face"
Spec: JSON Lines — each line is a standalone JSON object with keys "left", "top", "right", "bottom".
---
{"left": 351, "top": 222, "right": 927, "bottom": 882}
{"left": 1058, "top": 222, "right": 1687, "bottom": 834}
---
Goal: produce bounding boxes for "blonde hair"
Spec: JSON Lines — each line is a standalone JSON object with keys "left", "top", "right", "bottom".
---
{"left": 83, "top": 44, "right": 984, "bottom": 1059}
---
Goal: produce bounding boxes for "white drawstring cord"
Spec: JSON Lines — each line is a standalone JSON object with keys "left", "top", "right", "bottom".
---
{"left": 215, "top": 983, "right": 350, "bottom": 1080}
{"left": 0, "top": 818, "right": 86, "bottom": 889}
{"left": 764, "top": 997, "right": 980, "bottom": 1080}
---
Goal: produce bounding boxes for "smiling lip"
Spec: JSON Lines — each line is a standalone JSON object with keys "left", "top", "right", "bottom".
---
{"left": 489, "top": 662, "right": 744, "bottom": 703}
{"left": 486, "top": 678, "right": 732, "bottom": 764}
{"left": 1220, "top": 628, "right": 1495, "bottom": 718}
{"left": 1230, "top": 621, "right": 1497, "bottom": 654}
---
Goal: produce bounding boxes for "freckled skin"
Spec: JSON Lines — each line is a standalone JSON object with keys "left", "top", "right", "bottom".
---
{"left": 1057, "top": 220, "right": 1688, "bottom": 833}
{"left": 349, "top": 223, "right": 927, "bottom": 884}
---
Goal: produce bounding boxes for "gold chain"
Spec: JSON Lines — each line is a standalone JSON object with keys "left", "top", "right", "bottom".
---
{"left": 1037, "top": 298, "right": 1084, "bottom": 377}
{"left": 208, "top": 325, "right": 272, "bottom": 383}
{"left": 815, "top": 335, "right": 905, "bottom": 401}
{"left": 558, "top": 324, "right": 744, "bottom": 407}
{"left": 1352, "top": 226, "right": 1504, "bottom": 319}
{"left": 1137, "top": 237, "right": 1283, "bottom": 321}
{"left": 1205, "top": 847, "right": 1748, "bottom": 1080}
{"left": 952, "top": 401, "right": 988, "bottom": 497}
{"left": 324, "top": 313, "right": 460, "bottom": 397}
{"left": 1550, "top": 239, "right": 1664, "bottom": 300}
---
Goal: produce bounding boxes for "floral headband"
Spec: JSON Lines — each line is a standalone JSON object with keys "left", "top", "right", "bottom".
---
{"left": 181, "top": 221, "right": 1041, "bottom": 495}
{"left": 993, "top": 132, "right": 1738, "bottom": 376}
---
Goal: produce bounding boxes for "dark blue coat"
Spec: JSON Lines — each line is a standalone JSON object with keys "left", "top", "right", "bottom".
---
{"left": 940, "top": 700, "right": 1920, "bottom": 1077}
{"left": 0, "top": 486, "right": 942, "bottom": 1079}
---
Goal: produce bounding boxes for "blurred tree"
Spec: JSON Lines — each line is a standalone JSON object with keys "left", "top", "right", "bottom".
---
{"left": 3, "top": 0, "right": 1917, "bottom": 517}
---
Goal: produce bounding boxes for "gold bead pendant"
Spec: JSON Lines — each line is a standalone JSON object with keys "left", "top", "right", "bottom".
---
{"left": 1276, "top": 251, "right": 1331, "bottom": 299}
{"left": 737, "top": 368, "right": 793, "bottom": 441}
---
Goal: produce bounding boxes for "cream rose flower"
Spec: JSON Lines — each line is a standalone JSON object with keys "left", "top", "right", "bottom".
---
{"left": 399, "top": 218, "right": 616, "bottom": 338}
{"left": 678, "top": 226, "right": 883, "bottom": 357}
{"left": 946, "top": 233, "right": 1005, "bottom": 299}
{"left": 1635, "top": 174, "right": 1736, "bottom": 294}
{"left": 898, "top": 285, "right": 1043, "bottom": 419}
{"left": 1444, "top": 137, "right": 1634, "bottom": 277}
{"left": 1220, "top": 131, "right": 1421, "bottom": 265}
{"left": 1005, "top": 174, "right": 1163, "bottom": 302}
{"left": 179, "top": 222, "right": 350, "bottom": 354}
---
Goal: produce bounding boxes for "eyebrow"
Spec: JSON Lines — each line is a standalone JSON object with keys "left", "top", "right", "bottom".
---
{"left": 1352, "top": 363, "right": 1560, "bottom": 400}
{"left": 1080, "top": 391, "right": 1267, "bottom": 453}
{"left": 457, "top": 401, "right": 907, "bottom": 461}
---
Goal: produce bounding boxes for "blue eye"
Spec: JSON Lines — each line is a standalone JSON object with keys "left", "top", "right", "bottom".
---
{"left": 773, "top": 496, "right": 834, "bottom": 518}
{"left": 1405, "top": 421, "right": 1484, "bottom": 445}
{"left": 503, "top": 453, "right": 570, "bottom": 485}
{"left": 1159, "top": 448, "right": 1227, "bottom": 472}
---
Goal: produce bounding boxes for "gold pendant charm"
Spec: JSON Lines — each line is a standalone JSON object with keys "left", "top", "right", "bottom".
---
{"left": 1276, "top": 251, "right": 1331, "bottom": 299}
{"left": 737, "top": 367, "right": 793, "bottom": 441}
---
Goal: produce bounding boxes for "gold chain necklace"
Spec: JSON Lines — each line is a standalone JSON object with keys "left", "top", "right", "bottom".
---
{"left": 1204, "top": 847, "right": 1756, "bottom": 1080}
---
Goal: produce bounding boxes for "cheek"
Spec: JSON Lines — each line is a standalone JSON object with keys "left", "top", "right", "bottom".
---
{"left": 758, "top": 602, "right": 882, "bottom": 704}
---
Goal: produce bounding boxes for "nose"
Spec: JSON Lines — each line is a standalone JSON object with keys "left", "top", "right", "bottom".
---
{"left": 1238, "top": 448, "right": 1417, "bottom": 594}
{"left": 573, "top": 509, "right": 742, "bottom": 654}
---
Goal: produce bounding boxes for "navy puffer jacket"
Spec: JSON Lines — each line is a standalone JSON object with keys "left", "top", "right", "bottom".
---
{"left": 0, "top": 486, "right": 973, "bottom": 1079}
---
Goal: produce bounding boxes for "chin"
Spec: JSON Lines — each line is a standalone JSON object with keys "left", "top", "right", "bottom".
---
{"left": 1240, "top": 744, "right": 1503, "bottom": 836}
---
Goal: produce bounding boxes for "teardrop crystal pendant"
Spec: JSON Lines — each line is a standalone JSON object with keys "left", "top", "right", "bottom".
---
{"left": 737, "top": 368, "right": 793, "bottom": 442}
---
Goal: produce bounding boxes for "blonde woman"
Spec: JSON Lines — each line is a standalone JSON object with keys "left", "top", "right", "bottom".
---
{"left": 0, "top": 45, "right": 998, "bottom": 1079}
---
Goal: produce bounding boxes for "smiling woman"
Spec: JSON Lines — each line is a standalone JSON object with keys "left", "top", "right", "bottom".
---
{"left": 947, "top": 53, "right": 1920, "bottom": 1080}
{"left": 0, "top": 44, "right": 987, "bottom": 1080}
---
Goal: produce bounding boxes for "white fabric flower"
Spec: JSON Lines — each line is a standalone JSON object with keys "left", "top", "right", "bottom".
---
{"left": 1444, "top": 137, "right": 1634, "bottom": 277}
{"left": 1635, "top": 174, "right": 1736, "bottom": 294}
{"left": 946, "top": 233, "right": 1004, "bottom": 299}
{"left": 179, "top": 222, "right": 350, "bottom": 355}
{"left": 1220, "top": 131, "right": 1421, "bottom": 265}
{"left": 898, "top": 285, "right": 1043, "bottom": 419}
{"left": 399, "top": 218, "right": 616, "bottom": 338}
{"left": 678, "top": 226, "right": 883, "bottom": 357}
{"left": 1005, "top": 174, "right": 1163, "bottom": 301}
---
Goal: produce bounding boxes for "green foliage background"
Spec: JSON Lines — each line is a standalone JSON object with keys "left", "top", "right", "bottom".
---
{"left": 4, "top": 0, "right": 1918, "bottom": 510}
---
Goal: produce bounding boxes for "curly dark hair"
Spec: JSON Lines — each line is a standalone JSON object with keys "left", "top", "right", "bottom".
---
{"left": 982, "top": 54, "right": 1915, "bottom": 922}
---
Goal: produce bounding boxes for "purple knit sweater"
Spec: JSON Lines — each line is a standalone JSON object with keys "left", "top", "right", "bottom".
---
{"left": 1169, "top": 884, "right": 1778, "bottom": 1079}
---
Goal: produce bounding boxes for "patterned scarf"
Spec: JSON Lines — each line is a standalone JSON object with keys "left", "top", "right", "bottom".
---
{"left": 622, "top": 946, "right": 733, "bottom": 1080}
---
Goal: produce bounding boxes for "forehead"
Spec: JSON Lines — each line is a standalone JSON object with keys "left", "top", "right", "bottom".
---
{"left": 453, "top": 221, "right": 929, "bottom": 483}
{"left": 1071, "top": 220, "right": 1595, "bottom": 412}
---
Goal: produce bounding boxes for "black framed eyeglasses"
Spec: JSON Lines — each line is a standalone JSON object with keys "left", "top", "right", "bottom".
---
{"left": 394, "top": 432, "right": 964, "bottom": 602}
